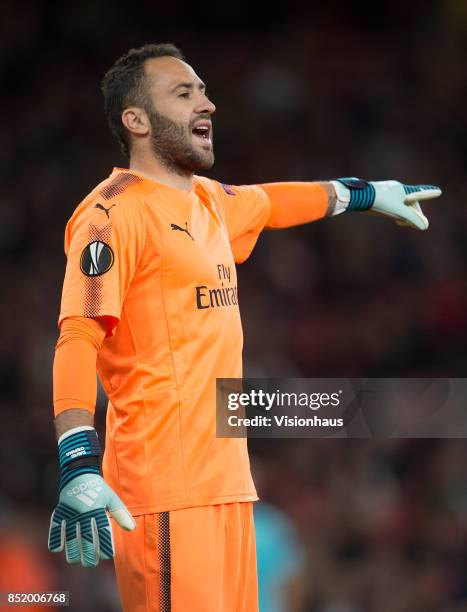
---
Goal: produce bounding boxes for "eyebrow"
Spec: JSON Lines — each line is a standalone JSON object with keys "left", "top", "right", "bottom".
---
{"left": 171, "top": 82, "right": 206, "bottom": 93}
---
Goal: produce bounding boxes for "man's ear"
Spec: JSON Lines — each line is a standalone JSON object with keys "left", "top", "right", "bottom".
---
{"left": 121, "top": 107, "right": 150, "bottom": 137}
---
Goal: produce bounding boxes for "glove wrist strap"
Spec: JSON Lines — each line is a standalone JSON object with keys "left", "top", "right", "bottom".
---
{"left": 332, "top": 178, "right": 376, "bottom": 212}
{"left": 58, "top": 427, "right": 102, "bottom": 490}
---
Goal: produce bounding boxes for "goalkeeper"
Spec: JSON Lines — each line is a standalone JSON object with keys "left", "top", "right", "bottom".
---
{"left": 50, "top": 42, "right": 441, "bottom": 612}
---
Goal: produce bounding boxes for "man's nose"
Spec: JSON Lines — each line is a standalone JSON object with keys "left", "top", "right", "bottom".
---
{"left": 196, "top": 95, "right": 216, "bottom": 115}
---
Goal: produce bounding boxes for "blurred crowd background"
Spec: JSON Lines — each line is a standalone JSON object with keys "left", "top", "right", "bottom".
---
{"left": 1, "top": 0, "right": 466, "bottom": 610}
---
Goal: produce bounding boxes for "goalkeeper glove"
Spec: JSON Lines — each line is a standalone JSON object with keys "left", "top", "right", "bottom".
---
{"left": 330, "top": 178, "right": 442, "bottom": 230}
{"left": 48, "top": 426, "right": 135, "bottom": 567}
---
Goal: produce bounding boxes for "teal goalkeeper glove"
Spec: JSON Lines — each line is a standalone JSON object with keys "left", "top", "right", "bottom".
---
{"left": 330, "top": 178, "right": 442, "bottom": 230}
{"left": 48, "top": 426, "right": 135, "bottom": 567}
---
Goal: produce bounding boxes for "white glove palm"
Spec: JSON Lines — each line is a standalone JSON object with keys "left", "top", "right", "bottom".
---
{"left": 372, "top": 181, "right": 440, "bottom": 230}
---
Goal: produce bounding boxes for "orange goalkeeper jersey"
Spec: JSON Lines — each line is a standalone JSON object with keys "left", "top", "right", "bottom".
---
{"left": 59, "top": 168, "right": 271, "bottom": 514}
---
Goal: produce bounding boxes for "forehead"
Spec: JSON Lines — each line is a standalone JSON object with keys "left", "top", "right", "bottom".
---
{"left": 144, "top": 56, "right": 203, "bottom": 91}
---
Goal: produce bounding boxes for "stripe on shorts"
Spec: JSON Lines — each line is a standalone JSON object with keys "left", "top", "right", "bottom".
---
{"left": 158, "top": 511, "right": 171, "bottom": 612}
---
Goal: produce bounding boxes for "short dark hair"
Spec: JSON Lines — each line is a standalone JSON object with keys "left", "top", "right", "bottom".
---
{"left": 101, "top": 43, "right": 185, "bottom": 157}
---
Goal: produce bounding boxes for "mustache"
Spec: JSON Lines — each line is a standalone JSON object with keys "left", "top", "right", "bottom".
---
{"left": 190, "top": 114, "right": 212, "bottom": 129}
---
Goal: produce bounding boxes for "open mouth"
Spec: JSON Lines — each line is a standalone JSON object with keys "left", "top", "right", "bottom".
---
{"left": 191, "top": 123, "right": 212, "bottom": 144}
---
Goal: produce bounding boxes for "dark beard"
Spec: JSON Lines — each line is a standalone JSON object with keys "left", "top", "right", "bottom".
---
{"left": 146, "top": 106, "right": 214, "bottom": 176}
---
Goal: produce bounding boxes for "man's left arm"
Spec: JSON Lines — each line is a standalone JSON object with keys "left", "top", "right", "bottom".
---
{"left": 259, "top": 179, "right": 442, "bottom": 231}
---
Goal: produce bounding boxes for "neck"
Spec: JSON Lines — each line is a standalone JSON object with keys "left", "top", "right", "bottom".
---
{"left": 129, "top": 152, "right": 194, "bottom": 192}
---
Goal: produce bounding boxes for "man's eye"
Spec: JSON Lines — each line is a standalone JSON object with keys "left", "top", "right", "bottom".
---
{"left": 178, "top": 92, "right": 190, "bottom": 98}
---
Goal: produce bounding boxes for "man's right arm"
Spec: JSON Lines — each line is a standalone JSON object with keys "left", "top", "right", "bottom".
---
{"left": 51, "top": 186, "right": 145, "bottom": 565}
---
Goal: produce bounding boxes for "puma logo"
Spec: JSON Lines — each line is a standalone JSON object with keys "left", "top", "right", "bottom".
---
{"left": 94, "top": 203, "right": 116, "bottom": 218}
{"left": 171, "top": 222, "right": 194, "bottom": 241}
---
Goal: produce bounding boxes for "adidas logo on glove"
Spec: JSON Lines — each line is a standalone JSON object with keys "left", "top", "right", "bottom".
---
{"left": 66, "top": 477, "right": 103, "bottom": 507}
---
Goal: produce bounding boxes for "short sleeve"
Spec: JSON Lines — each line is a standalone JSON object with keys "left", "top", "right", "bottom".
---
{"left": 58, "top": 200, "right": 145, "bottom": 337}
{"left": 210, "top": 181, "right": 271, "bottom": 263}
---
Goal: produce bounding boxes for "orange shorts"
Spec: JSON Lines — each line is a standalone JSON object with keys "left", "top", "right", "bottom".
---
{"left": 113, "top": 502, "right": 258, "bottom": 612}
